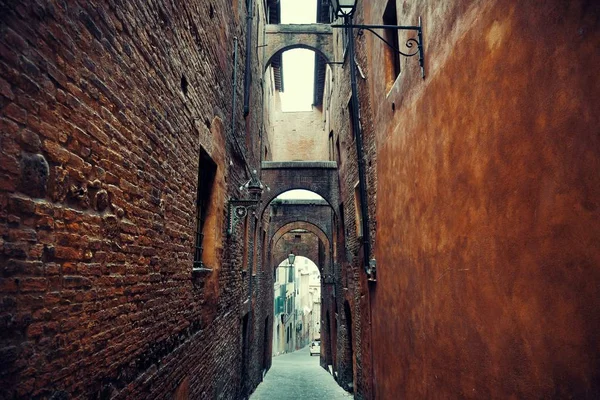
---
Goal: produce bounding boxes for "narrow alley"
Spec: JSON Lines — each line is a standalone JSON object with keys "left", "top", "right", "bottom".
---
{"left": 0, "top": 0, "right": 598, "bottom": 399}
{"left": 251, "top": 347, "right": 351, "bottom": 400}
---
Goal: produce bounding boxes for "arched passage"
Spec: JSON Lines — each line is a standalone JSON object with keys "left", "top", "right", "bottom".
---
{"left": 268, "top": 193, "right": 333, "bottom": 240}
{"left": 272, "top": 255, "right": 321, "bottom": 354}
{"left": 270, "top": 221, "right": 331, "bottom": 276}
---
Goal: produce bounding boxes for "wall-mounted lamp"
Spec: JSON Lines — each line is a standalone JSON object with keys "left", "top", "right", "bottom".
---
{"left": 227, "top": 170, "right": 266, "bottom": 236}
{"left": 330, "top": 0, "right": 357, "bottom": 18}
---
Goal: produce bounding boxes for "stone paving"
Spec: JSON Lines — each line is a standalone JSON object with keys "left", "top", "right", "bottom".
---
{"left": 250, "top": 347, "right": 352, "bottom": 400}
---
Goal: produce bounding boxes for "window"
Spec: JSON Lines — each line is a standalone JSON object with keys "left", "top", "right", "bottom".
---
{"left": 337, "top": 202, "right": 348, "bottom": 262}
{"left": 194, "top": 148, "right": 217, "bottom": 269}
{"left": 329, "top": 131, "right": 334, "bottom": 161}
{"left": 353, "top": 182, "right": 363, "bottom": 238}
{"left": 347, "top": 100, "right": 356, "bottom": 141}
{"left": 383, "top": 0, "right": 401, "bottom": 91}
{"left": 243, "top": 215, "right": 250, "bottom": 270}
{"left": 339, "top": 202, "right": 346, "bottom": 238}
{"left": 252, "top": 222, "right": 259, "bottom": 275}
{"left": 261, "top": 229, "right": 267, "bottom": 271}
{"left": 336, "top": 137, "right": 342, "bottom": 168}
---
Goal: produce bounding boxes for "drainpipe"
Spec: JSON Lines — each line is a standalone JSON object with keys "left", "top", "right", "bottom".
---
{"left": 259, "top": 13, "right": 266, "bottom": 173}
{"left": 346, "top": 17, "right": 372, "bottom": 277}
{"left": 243, "top": 0, "right": 254, "bottom": 116}
{"left": 232, "top": 36, "right": 239, "bottom": 137}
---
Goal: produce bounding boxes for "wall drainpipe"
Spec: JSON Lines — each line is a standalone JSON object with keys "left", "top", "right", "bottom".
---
{"left": 231, "top": 36, "right": 239, "bottom": 138}
{"left": 243, "top": 0, "right": 254, "bottom": 117}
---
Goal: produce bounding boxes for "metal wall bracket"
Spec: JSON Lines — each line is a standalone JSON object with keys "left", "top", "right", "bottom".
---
{"left": 332, "top": 17, "right": 426, "bottom": 79}
{"left": 227, "top": 199, "right": 259, "bottom": 236}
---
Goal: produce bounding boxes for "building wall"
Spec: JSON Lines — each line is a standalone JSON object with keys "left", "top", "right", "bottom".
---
{"left": 239, "top": 2, "right": 277, "bottom": 396}
{"left": 268, "top": 93, "right": 328, "bottom": 162}
{"left": 320, "top": 5, "right": 375, "bottom": 395}
{"left": 327, "top": 0, "right": 600, "bottom": 399}
{"left": 0, "top": 0, "right": 271, "bottom": 398}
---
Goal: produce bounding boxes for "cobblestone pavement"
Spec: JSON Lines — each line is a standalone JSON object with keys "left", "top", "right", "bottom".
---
{"left": 250, "top": 347, "right": 352, "bottom": 400}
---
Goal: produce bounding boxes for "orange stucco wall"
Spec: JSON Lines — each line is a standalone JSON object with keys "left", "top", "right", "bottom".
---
{"left": 366, "top": 1, "right": 599, "bottom": 398}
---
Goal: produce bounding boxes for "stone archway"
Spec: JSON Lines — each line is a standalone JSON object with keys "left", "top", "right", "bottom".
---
{"left": 270, "top": 221, "right": 331, "bottom": 276}
{"left": 264, "top": 24, "right": 333, "bottom": 71}
{"left": 260, "top": 161, "right": 339, "bottom": 220}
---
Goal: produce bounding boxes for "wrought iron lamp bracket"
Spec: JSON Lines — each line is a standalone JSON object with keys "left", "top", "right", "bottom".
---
{"left": 368, "top": 258, "right": 377, "bottom": 282}
{"left": 227, "top": 199, "right": 259, "bottom": 236}
{"left": 321, "top": 274, "right": 335, "bottom": 285}
{"left": 331, "top": 17, "right": 426, "bottom": 79}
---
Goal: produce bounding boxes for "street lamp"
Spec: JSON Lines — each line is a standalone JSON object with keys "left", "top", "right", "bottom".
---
{"left": 329, "top": 1, "right": 426, "bottom": 282}
{"left": 330, "top": 0, "right": 357, "bottom": 18}
{"left": 227, "top": 169, "right": 266, "bottom": 236}
{"left": 245, "top": 169, "right": 265, "bottom": 201}
{"left": 286, "top": 252, "right": 297, "bottom": 349}
{"left": 287, "top": 253, "right": 295, "bottom": 283}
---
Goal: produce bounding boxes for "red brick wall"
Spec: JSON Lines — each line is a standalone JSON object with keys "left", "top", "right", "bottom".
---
{"left": 0, "top": 0, "right": 268, "bottom": 398}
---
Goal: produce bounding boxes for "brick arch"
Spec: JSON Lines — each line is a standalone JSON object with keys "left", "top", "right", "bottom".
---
{"left": 270, "top": 215, "right": 330, "bottom": 247}
{"left": 270, "top": 221, "right": 331, "bottom": 275}
{"left": 264, "top": 24, "right": 333, "bottom": 72}
{"left": 259, "top": 161, "right": 339, "bottom": 220}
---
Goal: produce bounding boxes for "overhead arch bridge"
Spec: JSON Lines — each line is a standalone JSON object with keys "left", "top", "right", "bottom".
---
{"left": 264, "top": 24, "right": 334, "bottom": 69}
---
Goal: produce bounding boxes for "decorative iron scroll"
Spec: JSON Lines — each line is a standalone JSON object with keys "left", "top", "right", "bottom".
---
{"left": 331, "top": 17, "right": 426, "bottom": 79}
{"left": 227, "top": 199, "right": 260, "bottom": 236}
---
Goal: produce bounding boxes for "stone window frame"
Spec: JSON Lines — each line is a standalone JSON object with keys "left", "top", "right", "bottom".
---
{"left": 353, "top": 181, "right": 363, "bottom": 239}
{"left": 383, "top": 0, "right": 401, "bottom": 93}
{"left": 193, "top": 148, "right": 217, "bottom": 271}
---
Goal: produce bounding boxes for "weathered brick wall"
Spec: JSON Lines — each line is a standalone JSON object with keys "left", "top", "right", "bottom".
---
{"left": 269, "top": 200, "right": 333, "bottom": 243}
{"left": 0, "top": 0, "right": 269, "bottom": 398}
{"left": 272, "top": 231, "right": 320, "bottom": 270}
{"left": 320, "top": 7, "right": 376, "bottom": 396}
{"left": 241, "top": 1, "right": 280, "bottom": 395}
